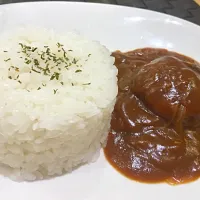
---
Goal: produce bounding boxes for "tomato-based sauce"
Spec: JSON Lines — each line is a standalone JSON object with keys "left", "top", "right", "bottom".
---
{"left": 104, "top": 48, "right": 200, "bottom": 184}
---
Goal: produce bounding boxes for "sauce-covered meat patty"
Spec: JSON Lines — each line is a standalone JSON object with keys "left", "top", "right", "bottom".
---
{"left": 104, "top": 48, "right": 200, "bottom": 184}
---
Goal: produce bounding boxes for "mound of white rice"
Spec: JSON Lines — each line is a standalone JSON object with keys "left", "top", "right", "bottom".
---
{"left": 0, "top": 28, "right": 118, "bottom": 181}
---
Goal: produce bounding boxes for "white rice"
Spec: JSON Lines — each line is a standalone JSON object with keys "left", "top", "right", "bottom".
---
{"left": 0, "top": 27, "right": 118, "bottom": 181}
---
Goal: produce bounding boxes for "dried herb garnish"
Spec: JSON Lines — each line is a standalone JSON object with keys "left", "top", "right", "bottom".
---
{"left": 53, "top": 89, "right": 58, "bottom": 94}
{"left": 4, "top": 58, "right": 11, "bottom": 62}
{"left": 5, "top": 42, "right": 89, "bottom": 90}
{"left": 83, "top": 83, "right": 91, "bottom": 85}
{"left": 75, "top": 69, "right": 82, "bottom": 73}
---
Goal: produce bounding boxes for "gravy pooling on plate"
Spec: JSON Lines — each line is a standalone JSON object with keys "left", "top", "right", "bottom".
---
{"left": 104, "top": 48, "right": 200, "bottom": 184}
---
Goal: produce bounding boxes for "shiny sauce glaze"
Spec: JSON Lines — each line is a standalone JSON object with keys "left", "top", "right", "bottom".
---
{"left": 104, "top": 48, "right": 200, "bottom": 184}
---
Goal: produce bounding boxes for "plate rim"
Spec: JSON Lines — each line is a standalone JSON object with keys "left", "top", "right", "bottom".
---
{"left": 0, "top": 1, "right": 200, "bottom": 30}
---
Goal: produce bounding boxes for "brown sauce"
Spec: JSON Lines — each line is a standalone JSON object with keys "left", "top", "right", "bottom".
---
{"left": 104, "top": 48, "right": 200, "bottom": 185}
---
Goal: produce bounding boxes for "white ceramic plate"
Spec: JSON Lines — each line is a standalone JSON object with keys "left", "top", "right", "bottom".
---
{"left": 0, "top": 2, "right": 200, "bottom": 200}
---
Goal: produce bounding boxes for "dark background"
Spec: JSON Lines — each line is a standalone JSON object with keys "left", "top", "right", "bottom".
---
{"left": 0, "top": 0, "right": 200, "bottom": 25}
